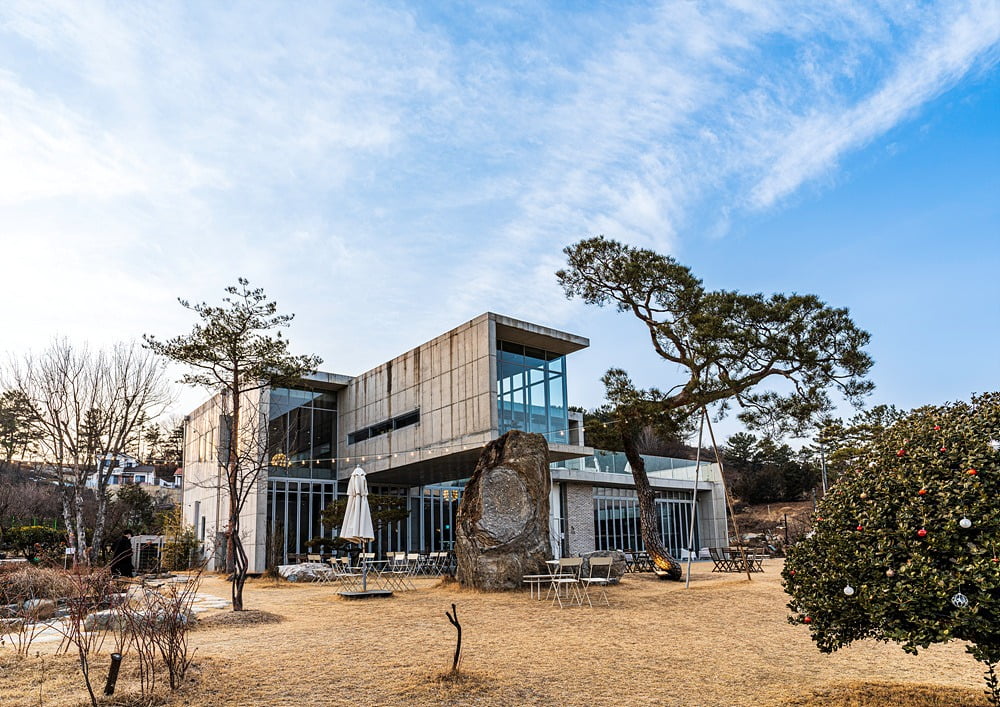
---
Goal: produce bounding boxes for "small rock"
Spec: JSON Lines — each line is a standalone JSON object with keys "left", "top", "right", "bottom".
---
{"left": 22, "top": 599, "right": 56, "bottom": 620}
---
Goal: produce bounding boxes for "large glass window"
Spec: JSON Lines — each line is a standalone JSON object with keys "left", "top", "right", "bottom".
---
{"left": 496, "top": 340, "right": 568, "bottom": 441}
{"left": 268, "top": 387, "right": 337, "bottom": 479}
{"left": 592, "top": 488, "right": 700, "bottom": 557}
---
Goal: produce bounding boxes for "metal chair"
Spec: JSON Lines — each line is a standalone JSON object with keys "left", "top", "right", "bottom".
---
{"left": 549, "top": 557, "right": 583, "bottom": 608}
{"left": 579, "top": 557, "right": 614, "bottom": 607}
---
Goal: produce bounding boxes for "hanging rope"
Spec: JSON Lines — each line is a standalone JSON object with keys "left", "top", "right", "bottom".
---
{"left": 684, "top": 407, "right": 707, "bottom": 589}
{"left": 703, "top": 412, "right": 753, "bottom": 582}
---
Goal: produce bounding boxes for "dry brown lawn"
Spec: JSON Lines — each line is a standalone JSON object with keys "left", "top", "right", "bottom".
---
{"left": 0, "top": 560, "right": 990, "bottom": 706}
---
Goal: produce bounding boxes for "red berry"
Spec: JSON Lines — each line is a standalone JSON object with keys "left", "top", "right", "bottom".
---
{"left": 968, "top": 469, "right": 978, "bottom": 476}
{"left": 939, "top": 447, "right": 947, "bottom": 452}
{"left": 856, "top": 525, "right": 863, "bottom": 531}
{"left": 918, "top": 488, "right": 927, "bottom": 496}
{"left": 993, "top": 558, "right": 999, "bottom": 563}
{"left": 934, "top": 425, "right": 940, "bottom": 431}
{"left": 789, "top": 570, "right": 796, "bottom": 575}
{"left": 804, "top": 616, "right": 812, "bottom": 624}
{"left": 897, "top": 449, "right": 906, "bottom": 457}
{"left": 917, "top": 528, "right": 928, "bottom": 537}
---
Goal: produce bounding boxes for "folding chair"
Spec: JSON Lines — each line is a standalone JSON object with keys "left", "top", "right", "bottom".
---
{"left": 579, "top": 557, "right": 614, "bottom": 607}
{"left": 549, "top": 557, "right": 583, "bottom": 608}
{"left": 709, "top": 547, "right": 732, "bottom": 572}
{"left": 623, "top": 551, "right": 636, "bottom": 573}
{"left": 385, "top": 553, "right": 414, "bottom": 590}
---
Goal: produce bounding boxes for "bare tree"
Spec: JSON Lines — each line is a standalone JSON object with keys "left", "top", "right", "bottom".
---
{"left": 6, "top": 340, "right": 172, "bottom": 564}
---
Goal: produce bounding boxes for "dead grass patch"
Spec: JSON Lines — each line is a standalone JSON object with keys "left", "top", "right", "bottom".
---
{"left": 1, "top": 562, "right": 990, "bottom": 706}
{"left": 193, "top": 609, "right": 283, "bottom": 630}
{"left": 783, "top": 680, "right": 989, "bottom": 706}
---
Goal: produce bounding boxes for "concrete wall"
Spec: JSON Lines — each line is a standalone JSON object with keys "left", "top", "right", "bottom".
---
{"left": 699, "top": 481, "right": 730, "bottom": 548}
{"left": 338, "top": 314, "right": 495, "bottom": 477}
{"left": 182, "top": 389, "right": 269, "bottom": 573}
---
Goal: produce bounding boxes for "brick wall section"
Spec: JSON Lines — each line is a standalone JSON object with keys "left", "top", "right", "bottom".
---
{"left": 565, "top": 483, "right": 595, "bottom": 556}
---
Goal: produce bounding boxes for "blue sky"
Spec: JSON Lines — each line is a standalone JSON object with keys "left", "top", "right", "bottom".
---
{"left": 1, "top": 1, "right": 998, "bottom": 442}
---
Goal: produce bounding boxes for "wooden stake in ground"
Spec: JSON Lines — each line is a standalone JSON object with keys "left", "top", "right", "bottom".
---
{"left": 445, "top": 603, "right": 462, "bottom": 674}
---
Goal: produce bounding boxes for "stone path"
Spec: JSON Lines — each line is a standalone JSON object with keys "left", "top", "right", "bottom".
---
{"left": 4, "top": 582, "right": 230, "bottom": 646}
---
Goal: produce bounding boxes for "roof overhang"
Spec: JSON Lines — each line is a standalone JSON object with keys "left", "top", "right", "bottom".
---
{"left": 492, "top": 313, "right": 589, "bottom": 356}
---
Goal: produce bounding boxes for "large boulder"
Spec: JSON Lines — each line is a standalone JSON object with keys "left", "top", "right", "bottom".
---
{"left": 456, "top": 431, "right": 552, "bottom": 590}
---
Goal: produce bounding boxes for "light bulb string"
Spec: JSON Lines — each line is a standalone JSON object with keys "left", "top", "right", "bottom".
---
{"left": 263, "top": 418, "right": 716, "bottom": 467}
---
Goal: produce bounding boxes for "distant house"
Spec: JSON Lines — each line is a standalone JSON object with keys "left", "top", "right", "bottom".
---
{"left": 86, "top": 454, "right": 183, "bottom": 502}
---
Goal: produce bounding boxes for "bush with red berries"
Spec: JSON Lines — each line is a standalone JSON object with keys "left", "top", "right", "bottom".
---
{"left": 784, "top": 393, "right": 999, "bottom": 701}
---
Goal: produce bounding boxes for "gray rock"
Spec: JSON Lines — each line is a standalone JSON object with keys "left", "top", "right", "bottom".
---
{"left": 84, "top": 609, "right": 123, "bottom": 631}
{"left": 580, "top": 550, "right": 627, "bottom": 584}
{"left": 456, "top": 431, "right": 552, "bottom": 591}
{"left": 84, "top": 608, "right": 194, "bottom": 632}
{"left": 21, "top": 599, "right": 56, "bottom": 620}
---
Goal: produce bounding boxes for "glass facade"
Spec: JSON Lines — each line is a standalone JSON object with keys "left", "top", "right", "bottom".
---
{"left": 265, "top": 478, "right": 466, "bottom": 566}
{"left": 496, "top": 340, "right": 568, "bottom": 441}
{"left": 267, "top": 387, "right": 337, "bottom": 479}
{"left": 267, "top": 478, "right": 339, "bottom": 564}
{"left": 592, "top": 488, "right": 700, "bottom": 558}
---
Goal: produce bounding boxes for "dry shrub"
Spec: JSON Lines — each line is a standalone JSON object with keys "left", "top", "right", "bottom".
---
{"left": 0, "top": 565, "right": 79, "bottom": 656}
{"left": 395, "top": 669, "right": 551, "bottom": 705}
{"left": 54, "top": 568, "right": 119, "bottom": 707}
{"left": 117, "top": 570, "right": 204, "bottom": 695}
{"left": 784, "top": 680, "right": 990, "bottom": 706}
{"left": 0, "top": 564, "right": 76, "bottom": 602}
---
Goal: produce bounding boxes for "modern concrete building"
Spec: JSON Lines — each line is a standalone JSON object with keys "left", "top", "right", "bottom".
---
{"left": 182, "top": 312, "right": 728, "bottom": 572}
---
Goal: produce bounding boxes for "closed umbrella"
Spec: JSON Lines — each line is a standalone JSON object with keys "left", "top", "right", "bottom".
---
{"left": 340, "top": 466, "right": 375, "bottom": 590}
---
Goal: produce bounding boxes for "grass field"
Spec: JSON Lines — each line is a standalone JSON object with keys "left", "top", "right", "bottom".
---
{"left": 0, "top": 560, "right": 990, "bottom": 706}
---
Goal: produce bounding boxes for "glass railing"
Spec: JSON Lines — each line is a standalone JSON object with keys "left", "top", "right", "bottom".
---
{"left": 552, "top": 449, "right": 717, "bottom": 483}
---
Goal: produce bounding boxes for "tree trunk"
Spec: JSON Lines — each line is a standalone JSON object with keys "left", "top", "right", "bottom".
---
{"left": 226, "top": 379, "right": 245, "bottom": 611}
{"left": 73, "top": 478, "right": 88, "bottom": 566}
{"left": 61, "top": 490, "right": 75, "bottom": 558}
{"left": 622, "top": 436, "right": 682, "bottom": 580}
{"left": 91, "top": 489, "right": 107, "bottom": 566}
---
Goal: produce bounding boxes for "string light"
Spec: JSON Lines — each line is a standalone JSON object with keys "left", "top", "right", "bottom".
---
{"left": 262, "top": 416, "right": 704, "bottom": 467}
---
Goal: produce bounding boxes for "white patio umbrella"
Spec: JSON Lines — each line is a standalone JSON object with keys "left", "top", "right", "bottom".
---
{"left": 340, "top": 465, "right": 375, "bottom": 590}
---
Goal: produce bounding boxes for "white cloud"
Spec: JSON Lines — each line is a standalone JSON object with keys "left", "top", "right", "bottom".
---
{"left": 748, "top": 1, "right": 1000, "bottom": 209}
{"left": 0, "top": 0, "right": 996, "bottom": 397}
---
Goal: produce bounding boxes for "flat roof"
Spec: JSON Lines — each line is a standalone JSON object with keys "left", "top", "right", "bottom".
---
{"left": 491, "top": 313, "right": 589, "bottom": 356}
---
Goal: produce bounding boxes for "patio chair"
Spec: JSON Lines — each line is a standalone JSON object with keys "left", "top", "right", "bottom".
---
{"left": 579, "top": 557, "right": 614, "bottom": 607}
{"left": 405, "top": 553, "right": 424, "bottom": 576}
{"left": 549, "top": 557, "right": 583, "bottom": 608}
{"left": 384, "top": 553, "right": 414, "bottom": 590}
{"left": 426, "top": 551, "right": 446, "bottom": 575}
{"left": 326, "top": 562, "right": 362, "bottom": 590}
{"left": 709, "top": 547, "right": 732, "bottom": 573}
{"left": 623, "top": 551, "right": 636, "bottom": 573}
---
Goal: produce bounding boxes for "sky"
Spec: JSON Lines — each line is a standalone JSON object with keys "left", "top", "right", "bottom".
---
{"left": 1, "top": 1, "right": 998, "bottom": 444}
